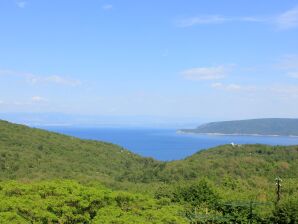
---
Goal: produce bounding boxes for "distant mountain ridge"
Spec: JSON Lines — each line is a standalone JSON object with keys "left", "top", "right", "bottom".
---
{"left": 180, "top": 118, "right": 298, "bottom": 136}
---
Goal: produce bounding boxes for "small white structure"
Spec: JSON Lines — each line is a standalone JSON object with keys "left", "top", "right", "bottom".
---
{"left": 231, "top": 142, "right": 242, "bottom": 147}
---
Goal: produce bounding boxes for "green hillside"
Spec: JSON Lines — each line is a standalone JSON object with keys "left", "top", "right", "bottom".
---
{"left": 0, "top": 120, "right": 298, "bottom": 223}
{"left": 161, "top": 144, "right": 298, "bottom": 182}
{"left": 181, "top": 118, "right": 298, "bottom": 136}
{"left": 3, "top": 119, "right": 297, "bottom": 187}
{"left": 0, "top": 119, "right": 163, "bottom": 185}
{"left": 0, "top": 180, "right": 187, "bottom": 224}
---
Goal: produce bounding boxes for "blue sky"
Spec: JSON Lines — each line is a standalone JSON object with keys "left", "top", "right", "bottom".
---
{"left": 1, "top": 0, "right": 298, "bottom": 124}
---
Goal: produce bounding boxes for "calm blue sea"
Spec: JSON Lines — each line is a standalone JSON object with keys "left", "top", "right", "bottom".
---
{"left": 42, "top": 127, "right": 298, "bottom": 161}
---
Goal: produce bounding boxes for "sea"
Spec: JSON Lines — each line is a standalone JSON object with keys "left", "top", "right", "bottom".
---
{"left": 42, "top": 127, "right": 298, "bottom": 161}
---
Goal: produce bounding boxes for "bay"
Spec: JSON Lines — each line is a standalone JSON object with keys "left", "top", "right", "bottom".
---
{"left": 42, "top": 127, "right": 298, "bottom": 161}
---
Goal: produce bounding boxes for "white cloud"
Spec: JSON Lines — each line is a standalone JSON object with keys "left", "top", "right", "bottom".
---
{"left": 0, "top": 69, "right": 15, "bottom": 75}
{"left": 276, "top": 6, "right": 298, "bottom": 29}
{"left": 0, "top": 97, "right": 47, "bottom": 107}
{"left": 211, "top": 82, "right": 298, "bottom": 99}
{"left": 240, "top": 17, "right": 266, "bottom": 22}
{"left": 277, "top": 55, "right": 298, "bottom": 79}
{"left": 177, "top": 6, "right": 298, "bottom": 30}
{"left": 182, "top": 66, "right": 228, "bottom": 81}
{"left": 211, "top": 82, "right": 256, "bottom": 91}
{"left": 16, "top": 1, "right": 27, "bottom": 8}
{"left": 288, "top": 72, "right": 298, "bottom": 78}
{"left": 25, "top": 74, "right": 81, "bottom": 86}
{"left": 268, "top": 85, "right": 298, "bottom": 99}
{"left": 102, "top": 4, "right": 113, "bottom": 11}
{"left": 31, "top": 96, "right": 47, "bottom": 103}
{"left": 176, "top": 15, "right": 266, "bottom": 27}
{"left": 28, "top": 74, "right": 81, "bottom": 86}
{"left": 12, "top": 101, "right": 31, "bottom": 106}
{"left": 278, "top": 55, "right": 298, "bottom": 70}
{"left": 211, "top": 82, "right": 223, "bottom": 88}
{"left": 0, "top": 69, "right": 81, "bottom": 87}
{"left": 177, "top": 15, "right": 229, "bottom": 27}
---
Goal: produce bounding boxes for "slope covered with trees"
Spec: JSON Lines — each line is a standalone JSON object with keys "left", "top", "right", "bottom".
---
{"left": 181, "top": 118, "right": 298, "bottom": 136}
{"left": 0, "top": 120, "right": 298, "bottom": 223}
{"left": 0, "top": 119, "right": 162, "bottom": 185}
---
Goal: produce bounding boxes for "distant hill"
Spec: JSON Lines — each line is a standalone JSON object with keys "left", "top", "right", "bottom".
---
{"left": 180, "top": 118, "right": 298, "bottom": 136}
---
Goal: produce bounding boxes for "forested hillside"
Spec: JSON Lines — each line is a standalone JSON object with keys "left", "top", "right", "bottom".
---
{"left": 0, "top": 119, "right": 162, "bottom": 185}
{"left": 0, "top": 180, "right": 187, "bottom": 223}
{"left": 0, "top": 120, "right": 297, "bottom": 223}
{"left": 181, "top": 118, "right": 298, "bottom": 136}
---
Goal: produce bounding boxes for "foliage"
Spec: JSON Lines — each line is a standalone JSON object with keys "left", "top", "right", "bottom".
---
{"left": 0, "top": 180, "right": 187, "bottom": 224}
{"left": 180, "top": 118, "right": 298, "bottom": 136}
{"left": 1, "top": 120, "right": 298, "bottom": 223}
{"left": 271, "top": 197, "right": 298, "bottom": 223}
{"left": 0, "top": 120, "right": 163, "bottom": 184}
{"left": 172, "top": 179, "right": 220, "bottom": 208}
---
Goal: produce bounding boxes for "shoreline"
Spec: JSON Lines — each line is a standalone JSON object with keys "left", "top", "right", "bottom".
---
{"left": 177, "top": 130, "right": 298, "bottom": 138}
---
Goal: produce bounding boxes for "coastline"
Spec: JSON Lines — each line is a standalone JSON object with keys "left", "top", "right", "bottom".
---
{"left": 177, "top": 130, "right": 298, "bottom": 138}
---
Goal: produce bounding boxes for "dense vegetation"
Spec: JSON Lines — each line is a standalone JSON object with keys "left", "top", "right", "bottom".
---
{"left": 0, "top": 180, "right": 187, "bottom": 223}
{"left": 181, "top": 118, "right": 298, "bottom": 136}
{"left": 0, "top": 119, "right": 298, "bottom": 223}
{"left": 0, "top": 119, "right": 162, "bottom": 185}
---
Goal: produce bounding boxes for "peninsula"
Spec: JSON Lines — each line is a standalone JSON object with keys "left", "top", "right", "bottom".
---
{"left": 180, "top": 118, "right": 298, "bottom": 136}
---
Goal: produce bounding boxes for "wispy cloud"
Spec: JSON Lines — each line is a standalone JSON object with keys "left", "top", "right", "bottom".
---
{"left": 182, "top": 65, "right": 230, "bottom": 81}
{"left": 0, "top": 96, "right": 48, "bottom": 107}
{"left": 31, "top": 96, "right": 47, "bottom": 103}
{"left": 0, "top": 69, "right": 15, "bottom": 75}
{"left": 268, "top": 85, "right": 298, "bottom": 99}
{"left": 211, "top": 82, "right": 256, "bottom": 91}
{"left": 277, "top": 55, "right": 298, "bottom": 79}
{"left": 177, "top": 6, "right": 298, "bottom": 30}
{"left": 278, "top": 55, "right": 298, "bottom": 70}
{"left": 177, "top": 15, "right": 266, "bottom": 28}
{"left": 102, "top": 4, "right": 113, "bottom": 11}
{"left": 211, "top": 82, "right": 298, "bottom": 99}
{"left": 177, "top": 15, "right": 229, "bottom": 27}
{"left": 28, "top": 75, "right": 81, "bottom": 86}
{"left": 0, "top": 69, "right": 81, "bottom": 86}
{"left": 276, "top": 6, "right": 298, "bottom": 29}
{"left": 288, "top": 72, "right": 298, "bottom": 79}
{"left": 16, "top": 1, "right": 27, "bottom": 8}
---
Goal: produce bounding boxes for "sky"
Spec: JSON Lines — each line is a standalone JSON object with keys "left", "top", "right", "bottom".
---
{"left": 1, "top": 0, "right": 298, "bottom": 125}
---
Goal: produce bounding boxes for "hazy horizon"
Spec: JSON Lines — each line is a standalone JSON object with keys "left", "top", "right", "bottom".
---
{"left": 1, "top": 112, "right": 298, "bottom": 129}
